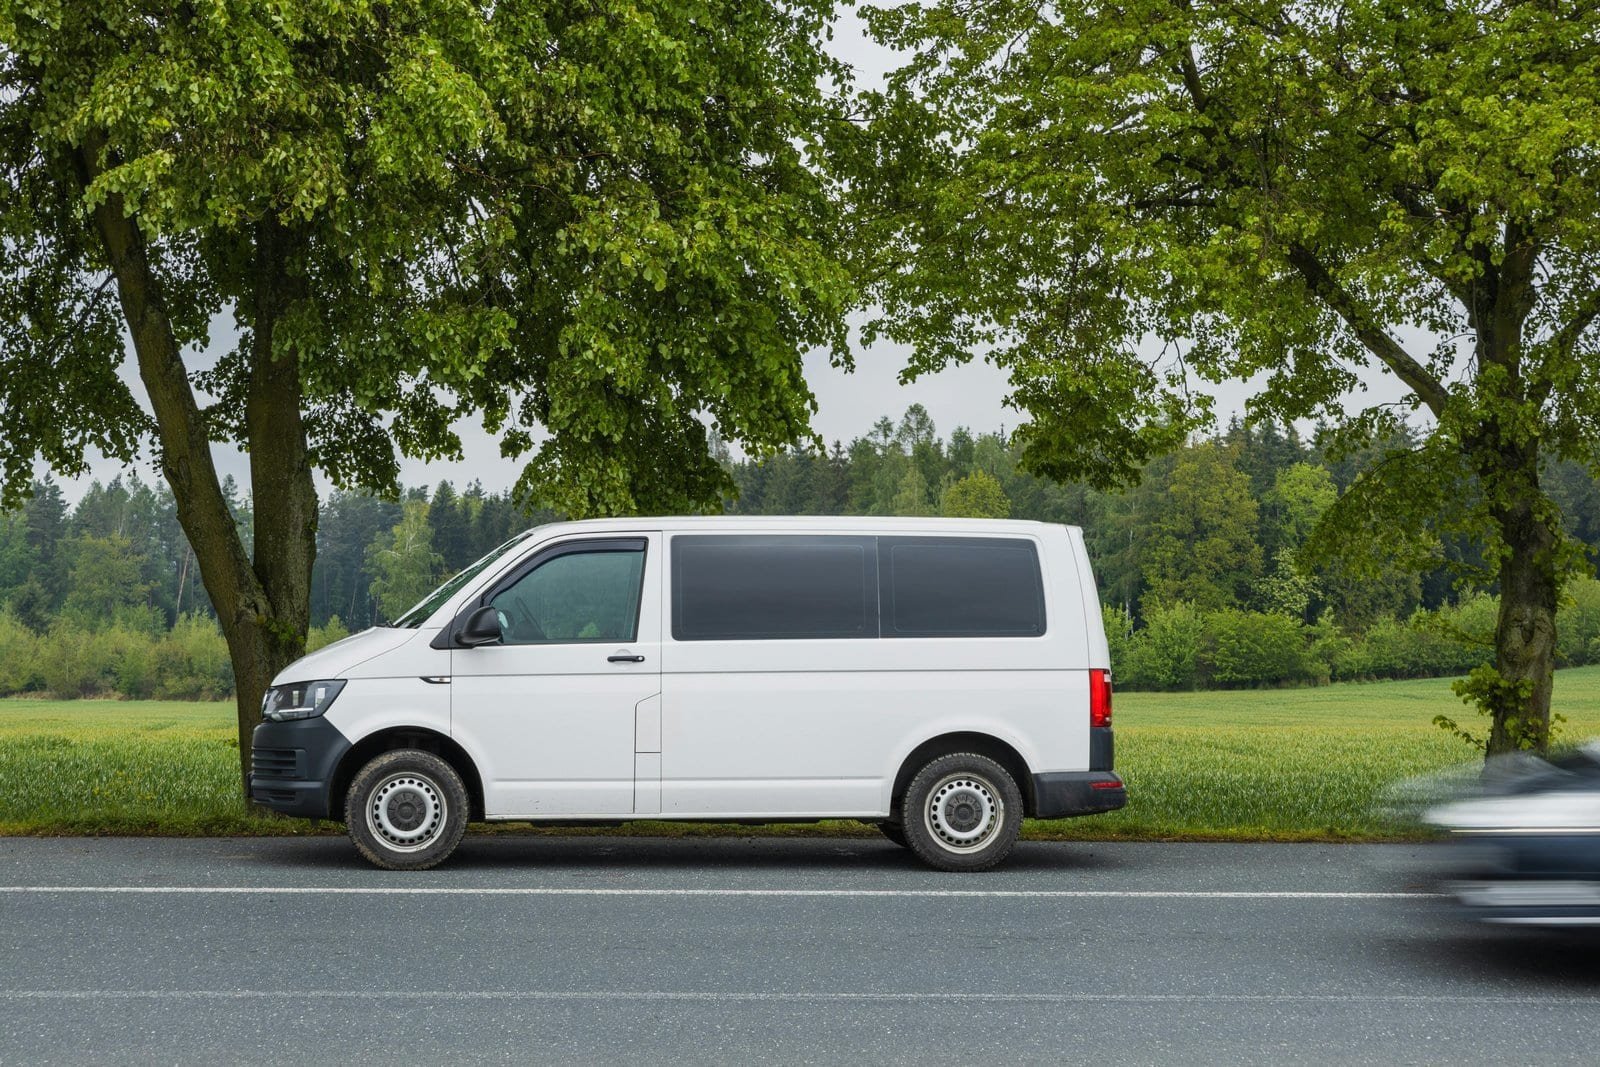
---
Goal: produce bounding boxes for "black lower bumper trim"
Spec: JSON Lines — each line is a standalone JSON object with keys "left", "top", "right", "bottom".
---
{"left": 247, "top": 715, "right": 351, "bottom": 819}
{"left": 1032, "top": 770, "right": 1127, "bottom": 818}
{"left": 247, "top": 777, "right": 335, "bottom": 818}
{"left": 1090, "top": 727, "right": 1114, "bottom": 771}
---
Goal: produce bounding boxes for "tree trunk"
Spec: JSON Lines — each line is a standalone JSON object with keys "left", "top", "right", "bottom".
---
{"left": 222, "top": 622, "right": 294, "bottom": 794}
{"left": 1468, "top": 224, "right": 1556, "bottom": 758}
{"left": 78, "top": 136, "right": 316, "bottom": 794}
{"left": 220, "top": 622, "right": 310, "bottom": 798}
{"left": 234, "top": 218, "right": 318, "bottom": 793}
{"left": 1486, "top": 462, "right": 1561, "bottom": 756}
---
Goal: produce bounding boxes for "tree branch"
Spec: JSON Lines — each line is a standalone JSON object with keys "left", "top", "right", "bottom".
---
{"left": 244, "top": 215, "right": 316, "bottom": 637}
{"left": 1551, "top": 286, "right": 1600, "bottom": 364}
{"left": 74, "top": 131, "right": 262, "bottom": 633}
{"left": 1167, "top": 42, "right": 1445, "bottom": 419}
{"left": 1384, "top": 184, "right": 1471, "bottom": 306}
{"left": 1286, "top": 244, "right": 1449, "bottom": 417}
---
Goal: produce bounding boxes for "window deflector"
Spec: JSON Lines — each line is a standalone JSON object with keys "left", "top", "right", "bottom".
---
{"left": 439, "top": 537, "right": 648, "bottom": 649}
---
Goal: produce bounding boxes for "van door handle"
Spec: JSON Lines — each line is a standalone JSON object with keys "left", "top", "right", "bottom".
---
{"left": 608, "top": 654, "right": 646, "bottom": 663}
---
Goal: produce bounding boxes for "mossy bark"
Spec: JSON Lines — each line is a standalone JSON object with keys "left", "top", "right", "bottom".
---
{"left": 1483, "top": 448, "right": 1561, "bottom": 756}
{"left": 79, "top": 137, "right": 314, "bottom": 792}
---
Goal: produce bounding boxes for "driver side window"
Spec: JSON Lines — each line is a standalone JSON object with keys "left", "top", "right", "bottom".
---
{"left": 489, "top": 546, "right": 645, "bottom": 645}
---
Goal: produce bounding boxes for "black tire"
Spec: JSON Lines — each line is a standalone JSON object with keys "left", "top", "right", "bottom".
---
{"left": 878, "top": 821, "right": 909, "bottom": 849}
{"left": 901, "top": 752, "right": 1024, "bottom": 872}
{"left": 345, "top": 749, "right": 469, "bottom": 871}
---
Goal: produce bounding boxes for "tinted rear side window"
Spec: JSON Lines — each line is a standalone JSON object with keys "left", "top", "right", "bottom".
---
{"left": 672, "top": 535, "right": 878, "bottom": 641}
{"left": 880, "top": 537, "right": 1045, "bottom": 638}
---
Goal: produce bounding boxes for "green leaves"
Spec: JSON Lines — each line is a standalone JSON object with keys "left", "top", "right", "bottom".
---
{"left": 856, "top": 1, "right": 1600, "bottom": 752}
{"left": 0, "top": 0, "right": 856, "bottom": 517}
{"left": 366, "top": 501, "right": 443, "bottom": 624}
{"left": 856, "top": 0, "right": 1600, "bottom": 472}
{"left": 450, "top": 1, "right": 857, "bottom": 515}
{"left": 940, "top": 468, "right": 1010, "bottom": 518}
{"left": 1140, "top": 443, "right": 1261, "bottom": 613}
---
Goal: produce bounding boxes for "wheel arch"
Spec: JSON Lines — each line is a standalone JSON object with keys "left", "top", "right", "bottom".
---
{"left": 331, "top": 726, "right": 485, "bottom": 822}
{"left": 890, "top": 732, "right": 1037, "bottom": 818}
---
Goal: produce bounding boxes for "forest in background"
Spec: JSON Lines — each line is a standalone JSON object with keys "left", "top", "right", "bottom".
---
{"left": 3, "top": 404, "right": 1600, "bottom": 702}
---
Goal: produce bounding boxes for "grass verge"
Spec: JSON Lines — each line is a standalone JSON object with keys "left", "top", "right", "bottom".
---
{"left": 3, "top": 668, "right": 1599, "bottom": 840}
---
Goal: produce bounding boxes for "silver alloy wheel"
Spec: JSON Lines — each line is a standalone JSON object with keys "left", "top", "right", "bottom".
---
{"left": 923, "top": 772, "right": 1003, "bottom": 853}
{"left": 367, "top": 772, "right": 447, "bottom": 852}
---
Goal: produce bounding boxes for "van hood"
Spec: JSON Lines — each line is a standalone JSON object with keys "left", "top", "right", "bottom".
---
{"left": 270, "top": 627, "right": 425, "bottom": 685}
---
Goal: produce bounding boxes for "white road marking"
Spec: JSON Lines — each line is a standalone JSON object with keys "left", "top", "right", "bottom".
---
{"left": 0, "top": 885, "right": 1438, "bottom": 898}
{"left": 0, "top": 990, "right": 1590, "bottom": 1004}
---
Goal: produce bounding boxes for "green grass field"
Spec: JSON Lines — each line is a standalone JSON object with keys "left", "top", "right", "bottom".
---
{"left": 4, "top": 668, "right": 1600, "bottom": 840}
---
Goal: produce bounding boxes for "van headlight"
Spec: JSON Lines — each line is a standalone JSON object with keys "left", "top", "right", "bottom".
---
{"left": 261, "top": 680, "right": 347, "bottom": 722}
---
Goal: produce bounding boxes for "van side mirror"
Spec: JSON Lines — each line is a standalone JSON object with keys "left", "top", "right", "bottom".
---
{"left": 458, "top": 605, "right": 503, "bottom": 647}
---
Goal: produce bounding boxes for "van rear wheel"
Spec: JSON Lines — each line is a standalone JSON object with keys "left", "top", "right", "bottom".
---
{"left": 878, "top": 821, "right": 909, "bottom": 848}
{"left": 345, "top": 749, "right": 468, "bottom": 871}
{"left": 901, "top": 753, "right": 1023, "bottom": 872}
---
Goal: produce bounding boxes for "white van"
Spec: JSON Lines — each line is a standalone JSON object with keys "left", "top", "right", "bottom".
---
{"left": 249, "top": 517, "right": 1124, "bottom": 871}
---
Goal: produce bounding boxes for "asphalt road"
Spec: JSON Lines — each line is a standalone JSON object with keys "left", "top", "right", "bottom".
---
{"left": 1, "top": 835, "right": 1597, "bottom": 1065}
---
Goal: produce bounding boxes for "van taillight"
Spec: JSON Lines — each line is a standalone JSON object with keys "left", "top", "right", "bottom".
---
{"left": 1089, "top": 668, "right": 1112, "bottom": 729}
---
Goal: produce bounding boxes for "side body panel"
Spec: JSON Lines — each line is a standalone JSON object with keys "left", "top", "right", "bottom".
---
{"left": 319, "top": 634, "right": 455, "bottom": 744}
{"left": 448, "top": 532, "right": 663, "bottom": 817}
{"left": 658, "top": 526, "right": 1092, "bottom": 818}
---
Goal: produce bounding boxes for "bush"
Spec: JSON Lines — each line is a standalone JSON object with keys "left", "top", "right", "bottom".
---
{"left": 1204, "top": 609, "right": 1321, "bottom": 687}
{"left": 105, "top": 625, "right": 158, "bottom": 700}
{"left": 1333, "top": 603, "right": 1490, "bottom": 682}
{"left": 1436, "top": 593, "right": 1497, "bottom": 651}
{"left": 307, "top": 615, "right": 351, "bottom": 653}
{"left": 1411, "top": 605, "right": 1490, "bottom": 679}
{"left": 152, "top": 615, "right": 234, "bottom": 701}
{"left": 37, "top": 622, "right": 120, "bottom": 698}
{"left": 1307, "top": 615, "right": 1351, "bottom": 679}
{"left": 0, "top": 610, "right": 41, "bottom": 695}
{"left": 1123, "top": 601, "right": 1205, "bottom": 690}
{"left": 1349, "top": 618, "right": 1417, "bottom": 679}
{"left": 1558, "top": 578, "right": 1600, "bottom": 668}
{"left": 30, "top": 615, "right": 234, "bottom": 702}
{"left": 1328, "top": 625, "right": 1377, "bottom": 681}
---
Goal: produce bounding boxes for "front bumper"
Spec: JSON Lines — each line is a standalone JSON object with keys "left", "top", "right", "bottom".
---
{"left": 247, "top": 715, "right": 351, "bottom": 820}
{"left": 1032, "top": 771, "right": 1127, "bottom": 818}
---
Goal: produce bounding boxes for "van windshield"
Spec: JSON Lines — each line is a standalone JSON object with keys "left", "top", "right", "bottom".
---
{"left": 391, "top": 530, "right": 538, "bottom": 628}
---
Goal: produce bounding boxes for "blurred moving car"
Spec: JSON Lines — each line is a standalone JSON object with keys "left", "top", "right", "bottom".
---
{"left": 1423, "top": 744, "right": 1600, "bottom": 926}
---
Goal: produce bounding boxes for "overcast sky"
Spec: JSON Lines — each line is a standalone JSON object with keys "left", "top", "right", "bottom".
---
{"left": 48, "top": 10, "right": 1409, "bottom": 504}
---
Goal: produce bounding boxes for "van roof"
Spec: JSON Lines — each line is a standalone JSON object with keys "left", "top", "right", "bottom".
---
{"left": 516, "top": 516, "right": 1079, "bottom": 537}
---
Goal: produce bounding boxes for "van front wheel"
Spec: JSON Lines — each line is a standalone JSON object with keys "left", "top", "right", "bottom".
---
{"left": 345, "top": 749, "right": 469, "bottom": 871}
{"left": 901, "top": 753, "right": 1023, "bottom": 872}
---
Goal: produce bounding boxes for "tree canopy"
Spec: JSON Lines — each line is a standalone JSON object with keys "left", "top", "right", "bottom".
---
{"left": 1, "top": 0, "right": 852, "bottom": 511}
{"left": 856, "top": 0, "right": 1600, "bottom": 753}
